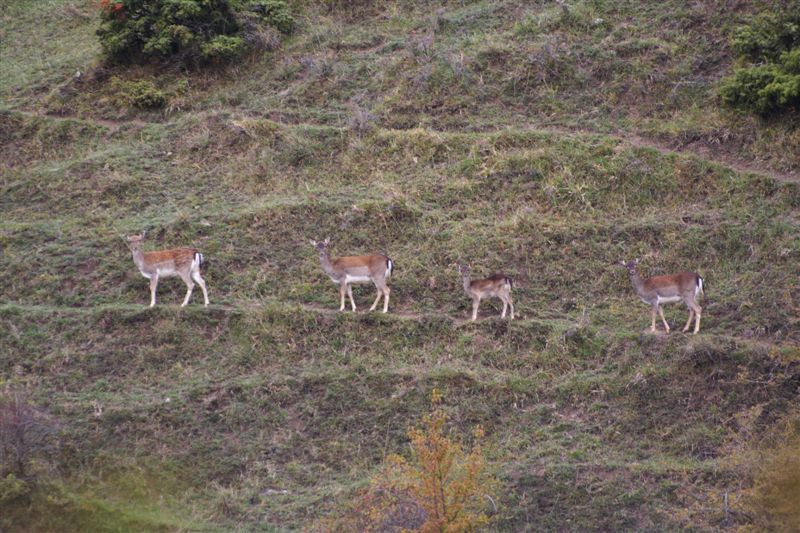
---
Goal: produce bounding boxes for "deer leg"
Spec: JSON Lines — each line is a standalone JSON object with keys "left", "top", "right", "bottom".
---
{"left": 508, "top": 292, "right": 514, "bottom": 320}
{"left": 650, "top": 305, "right": 657, "bottom": 332}
{"left": 501, "top": 297, "right": 508, "bottom": 318}
{"left": 682, "top": 308, "right": 694, "bottom": 333}
{"left": 180, "top": 272, "right": 195, "bottom": 307}
{"left": 382, "top": 286, "right": 390, "bottom": 313}
{"left": 347, "top": 284, "right": 357, "bottom": 312}
{"left": 693, "top": 303, "right": 702, "bottom": 334}
{"left": 371, "top": 279, "right": 390, "bottom": 313}
{"left": 192, "top": 270, "right": 210, "bottom": 307}
{"left": 149, "top": 274, "right": 159, "bottom": 307}
{"left": 369, "top": 282, "right": 383, "bottom": 312}
{"left": 339, "top": 283, "right": 347, "bottom": 311}
{"left": 472, "top": 297, "right": 481, "bottom": 321}
{"left": 658, "top": 305, "right": 670, "bottom": 333}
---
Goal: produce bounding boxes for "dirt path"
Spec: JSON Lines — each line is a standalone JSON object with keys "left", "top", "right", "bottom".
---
{"left": 7, "top": 109, "right": 798, "bottom": 184}
{"left": 3, "top": 301, "right": 798, "bottom": 349}
{"left": 0, "top": 300, "right": 473, "bottom": 326}
{"left": 0, "top": 299, "right": 536, "bottom": 328}
{"left": 283, "top": 301, "right": 487, "bottom": 327}
{"left": 539, "top": 125, "right": 799, "bottom": 184}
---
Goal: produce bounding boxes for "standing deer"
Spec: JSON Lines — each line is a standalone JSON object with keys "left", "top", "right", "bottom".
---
{"left": 311, "top": 238, "right": 393, "bottom": 313}
{"left": 459, "top": 264, "right": 514, "bottom": 321}
{"left": 125, "top": 232, "right": 209, "bottom": 308}
{"left": 621, "top": 258, "right": 704, "bottom": 334}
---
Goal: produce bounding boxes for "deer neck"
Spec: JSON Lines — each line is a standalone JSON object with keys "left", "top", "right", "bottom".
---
{"left": 130, "top": 247, "right": 146, "bottom": 271}
{"left": 318, "top": 251, "right": 336, "bottom": 276}
{"left": 628, "top": 269, "right": 646, "bottom": 296}
{"left": 462, "top": 274, "right": 473, "bottom": 295}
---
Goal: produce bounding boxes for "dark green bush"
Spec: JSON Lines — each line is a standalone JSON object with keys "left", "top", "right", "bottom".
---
{"left": 200, "top": 35, "right": 248, "bottom": 59}
{"left": 720, "top": 50, "right": 800, "bottom": 115}
{"left": 721, "top": 8, "right": 800, "bottom": 116}
{"left": 731, "top": 10, "right": 800, "bottom": 61}
{"left": 111, "top": 78, "right": 169, "bottom": 109}
{"left": 248, "top": 0, "right": 295, "bottom": 34}
{"left": 96, "top": 0, "right": 293, "bottom": 64}
{"left": 0, "top": 474, "right": 28, "bottom": 505}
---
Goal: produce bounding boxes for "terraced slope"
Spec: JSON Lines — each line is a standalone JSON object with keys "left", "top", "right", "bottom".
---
{"left": 1, "top": 0, "right": 799, "bottom": 531}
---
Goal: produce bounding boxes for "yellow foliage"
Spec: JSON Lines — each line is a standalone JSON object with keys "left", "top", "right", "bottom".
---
{"left": 319, "top": 391, "right": 497, "bottom": 532}
{"left": 739, "top": 431, "right": 800, "bottom": 533}
{"left": 377, "top": 392, "right": 497, "bottom": 532}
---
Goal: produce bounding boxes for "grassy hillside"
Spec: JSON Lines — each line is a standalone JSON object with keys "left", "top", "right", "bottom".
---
{"left": 1, "top": 0, "right": 799, "bottom": 531}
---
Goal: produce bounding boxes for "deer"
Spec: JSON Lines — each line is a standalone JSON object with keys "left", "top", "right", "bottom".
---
{"left": 310, "top": 238, "right": 393, "bottom": 313}
{"left": 620, "top": 258, "right": 704, "bottom": 334}
{"left": 459, "top": 264, "right": 514, "bottom": 321}
{"left": 125, "top": 232, "right": 209, "bottom": 308}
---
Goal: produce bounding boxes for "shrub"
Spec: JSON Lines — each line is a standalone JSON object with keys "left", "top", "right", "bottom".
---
{"left": 201, "top": 35, "right": 247, "bottom": 60}
{"left": 731, "top": 10, "right": 800, "bottom": 61}
{"left": 0, "top": 474, "right": 29, "bottom": 505}
{"left": 740, "top": 428, "right": 800, "bottom": 532}
{"left": 0, "top": 392, "right": 57, "bottom": 480}
{"left": 721, "top": 9, "right": 800, "bottom": 115}
{"left": 247, "top": 0, "right": 295, "bottom": 34}
{"left": 237, "top": 12, "right": 282, "bottom": 52}
{"left": 385, "top": 404, "right": 496, "bottom": 531}
{"left": 347, "top": 103, "right": 377, "bottom": 138}
{"left": 110, "top": 78, "right": 169, "bottom": 109}
{"left": 96, "top": 0, "right": 293, "bottom": 64}
{"left": 720, "top": 50, "right": 800, "bottom": 115}
{"left": 327, "top": 390, "right": 498, "bottom": 531}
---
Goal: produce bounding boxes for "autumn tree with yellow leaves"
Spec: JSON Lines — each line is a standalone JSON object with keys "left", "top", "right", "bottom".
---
{"left": 324, "top": 390, "right": 498, "bottom": 532}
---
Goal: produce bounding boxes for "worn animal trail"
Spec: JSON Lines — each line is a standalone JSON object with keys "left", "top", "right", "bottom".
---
{"left": 8, "top": 109, "right": 798, "bottom": 184}
{"left": 219, "top": 300, "right": 480, "bottom": 326}
{"left": 0, "top": 300, "right": 524, "bottom": 328}
{"left": 538, "top": 124, "right": 799, "bottom": 185}
{"left": 2, "top": 302, "right": 797, "bottom": 349}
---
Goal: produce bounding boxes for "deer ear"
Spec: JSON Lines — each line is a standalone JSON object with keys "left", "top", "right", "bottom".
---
{"left": 619, "top": 260, "right": 626, "bottom": 266}
{"left": 324, "top": 237, "right": 330, "bottom": 245}
{"left": 309, "top": 239, "right": 317, "bottom": 246}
